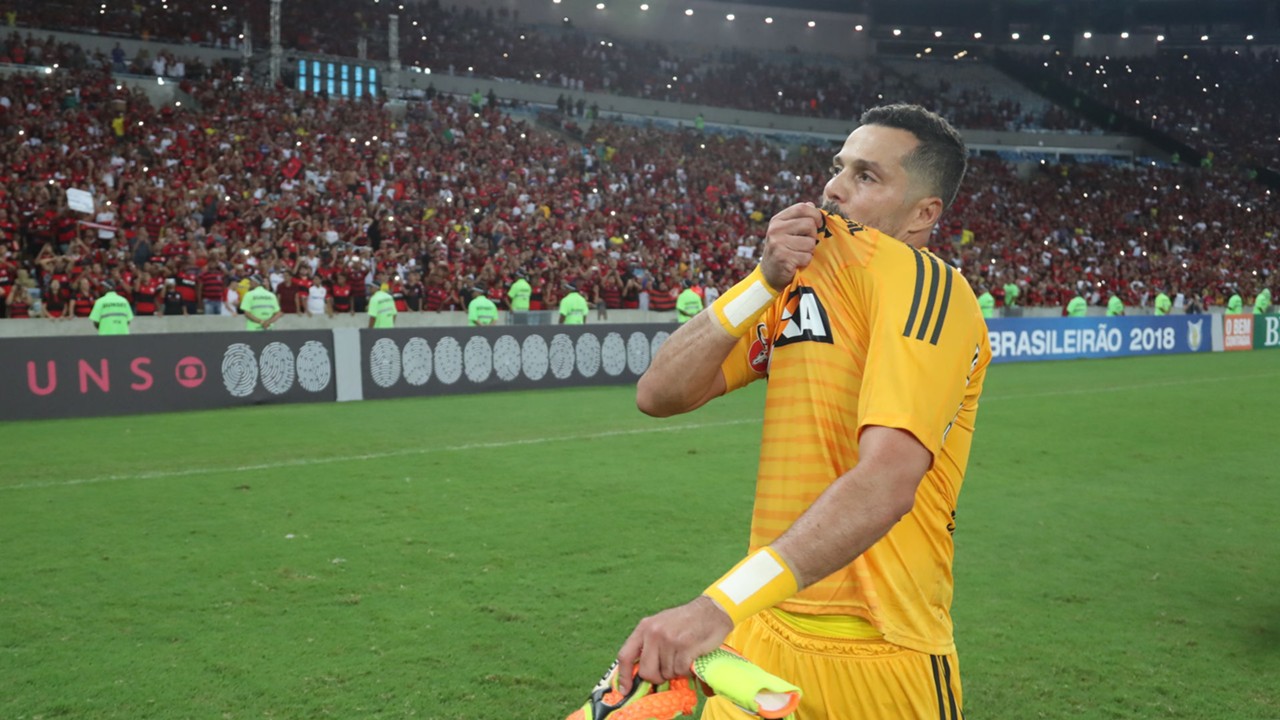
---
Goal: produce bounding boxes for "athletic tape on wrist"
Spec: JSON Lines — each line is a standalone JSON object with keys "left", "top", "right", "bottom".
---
{"left": 703, "top": 547, "right": 798, "bottom": 626}
{"left": 711, "top": 266, "right": 780, "bottom": 338}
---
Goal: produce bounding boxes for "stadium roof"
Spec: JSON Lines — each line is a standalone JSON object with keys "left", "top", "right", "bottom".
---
{"left": 733, "top": 0, "right": 1272, "bottom": 28}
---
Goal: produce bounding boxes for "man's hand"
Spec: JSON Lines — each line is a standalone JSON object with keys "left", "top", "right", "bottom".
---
{"left": 614, "top": 596, "right": 733, "bottom": 695}
{"left": 760, "top": 203, "right": 823, "bottom": 290}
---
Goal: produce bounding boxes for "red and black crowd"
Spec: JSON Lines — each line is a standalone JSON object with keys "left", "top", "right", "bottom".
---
{"left": 0, "top": 15, "right": 1275, "bottom": 321}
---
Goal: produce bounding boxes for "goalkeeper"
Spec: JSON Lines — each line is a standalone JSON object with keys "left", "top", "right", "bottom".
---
{"left": 616, "top": 105, "right": 990, "bottom": 719}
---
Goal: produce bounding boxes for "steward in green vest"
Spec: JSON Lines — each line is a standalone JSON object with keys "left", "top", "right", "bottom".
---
{"left": 468, "top": 283, "right": 499, "bottom": 326}
{"left": 1066, "top": 294, "right": 1087, "bottom": 317}
{"left": 977, "top": 287, "right": 995, "bottom": 319}
{"left": 675, "top": 282, "right": 704, "bottom": 324}
{"left": 559, "top": 283, "right": 589, "bottom": 325}
{"left": 1254, "top": 288, "right": 1272, "bottom": 314}
{"left": 508, "top": 273, "right": 532, "bottom": 312}
{"left": 89, "top": 285, "right": 134, "bottom": 335}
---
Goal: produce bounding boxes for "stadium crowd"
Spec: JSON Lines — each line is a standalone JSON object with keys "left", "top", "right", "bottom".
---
{"left": 1046, "top": 49, "right": 1280, "bottom": 171}
{"left": 5, "top": 0, "right": 1089, "bottom": 132}
{"left": 940, "top": 158, "right": 1275, "bottom": 310}
{"left": 0, "top": 32, "right": 1274, "bottom": 322}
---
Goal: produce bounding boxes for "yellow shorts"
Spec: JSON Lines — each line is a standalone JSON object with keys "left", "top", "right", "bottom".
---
{"left": 700, "top": 611, "right": 963, "bottom": 720}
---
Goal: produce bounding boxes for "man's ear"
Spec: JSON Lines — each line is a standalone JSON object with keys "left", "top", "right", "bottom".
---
{"left": 905, "top": 196, "right": 944, "bottom": 236}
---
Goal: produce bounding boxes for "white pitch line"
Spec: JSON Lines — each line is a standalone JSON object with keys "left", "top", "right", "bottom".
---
{"left": 0, "top": 418, "right": 760, "bottom": 491}
{"left": 980, "top": 370, "right": 1280, "bottom": 403}
{"left": 4, "top": 370, "right": 1275, "bottom": 492}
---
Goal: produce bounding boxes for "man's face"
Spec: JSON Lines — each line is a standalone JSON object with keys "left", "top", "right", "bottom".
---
{"left": 823, "top": 124, "right": 931, "bottom": 243}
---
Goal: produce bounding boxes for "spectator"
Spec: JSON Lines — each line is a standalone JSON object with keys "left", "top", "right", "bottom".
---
{"left": 42, "top": 278, "right": 70, "bottom": 319}
{"left": 199, "top": 261, "right": 226, "bottom": 315}
{"left": 304, "top": 274, "right": 331, "bottom": 318}
{"left": 68, "top": 277, "right": 97, "bottom": 320}
{"left": 224, "top": 277, "right": 246, "bottom": 316}
{"left": 5, "top": 284, "right": 34, "bottom": 319}
{"left": 134, "top": 270, "right": 162, "bottom": 317}
{"left": 161, "top": 278, "right": 186, "bottom": 317}
{"left": 331, "top": 271, "right": 355, "bottom": 316}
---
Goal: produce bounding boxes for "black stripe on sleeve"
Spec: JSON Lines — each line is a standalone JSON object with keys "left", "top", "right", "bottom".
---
{"left": 929, "top": 260, "right": 955, "bottom": 346}
{"left": 930, "top": 655, "right": 947, "bottom": 720}
{"left": 915, "top": 253, "right": 942, "bottom": 341}
{"left": 942, "top": 656, "right": 960, "bottom": 720}
{"left": 903, "top": 246, "right": 926, "bottom": 338}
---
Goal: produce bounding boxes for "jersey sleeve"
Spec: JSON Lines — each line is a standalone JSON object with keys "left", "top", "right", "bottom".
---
{"left": 88, "top": 298, "right": 102, "bottom": 322}
{"left": 719, "top": 293, "right": 782, "bottom": 394}
{"left": 857, "top": 248, "right": 980, "bottom": 461}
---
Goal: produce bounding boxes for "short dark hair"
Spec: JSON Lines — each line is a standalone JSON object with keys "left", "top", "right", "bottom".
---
{"left": 859, "top": 104, "right": 967, "bottom": 210}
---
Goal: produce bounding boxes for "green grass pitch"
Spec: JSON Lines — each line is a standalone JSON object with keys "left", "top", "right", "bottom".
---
{"left": 1, "top": 351, "right": 1277, "bottom": 719}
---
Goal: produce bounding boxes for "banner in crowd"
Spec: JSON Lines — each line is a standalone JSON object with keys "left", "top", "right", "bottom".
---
{"left": 986, "top": 315, "right": 1212, "bottom": 364}
{"left": 358, "top": 324, "right": 674, "bottom": 400}
{"left": 0, "top": 332, "right": 337, "bottom": 420}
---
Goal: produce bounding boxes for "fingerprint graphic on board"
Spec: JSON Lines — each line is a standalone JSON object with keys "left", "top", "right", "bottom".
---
{"left": 369, "top": 337, "right": 402, "bottom": 388}
{"left": 575, "top": 333, "right": 601, "bottom": 378}
{"left": 493, "top": 335, "right": 521, "bottom": 382}
{"left": 464, "top": 336, "right": 493, "bottom": 383}
{"left": 521, "top": 334, "right": 549, "bottom": 381}
{"left": 296, "top": 341, "right": 332, "bottom": 393}
{"left": 222, "top": 343, "right": 258, "bottom": 398}
{"left": 548, "top": 333, "right": 575, "bottom": 380}
{"left": 650, "top": 331, "right": 671, "bottom": 363}
{"left": 627, "top": 331, "right": 651, "bottom": 376}
{"left": 402, "top": 337, "right": 432, "bottom": 386}
{"left": 434, "top": 336, "right": 463, "bottom": 385}
{"left": 259, "top": 342, "right": 296, "bottom": 395}
{"left": 600, "top": 332, "right": 627, "bottom": 377}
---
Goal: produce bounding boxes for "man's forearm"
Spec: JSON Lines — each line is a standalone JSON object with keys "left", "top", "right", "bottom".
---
{"left": 771, "top": 428, "right": 930, "bottom": 588}
{"left": 771, "top": 466, "right": 911, "bottom": 589}
{"left": 636, "top": 311, "right": 737, "bottom": 417}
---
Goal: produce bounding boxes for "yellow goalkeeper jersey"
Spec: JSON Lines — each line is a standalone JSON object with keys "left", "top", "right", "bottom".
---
{"left": 721, "top": 210, "right": 991, "bottom": 655}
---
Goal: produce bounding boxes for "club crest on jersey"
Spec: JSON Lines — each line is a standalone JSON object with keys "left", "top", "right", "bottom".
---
{"left": 775, "top": 287, "right": 834, "bottom": 347}
{"left": 748, "top": 322, "right": 772, "bottom": 374}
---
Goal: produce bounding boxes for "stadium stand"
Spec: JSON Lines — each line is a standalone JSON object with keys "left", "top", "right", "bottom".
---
{"left": 1041, "top": 49, "right": 1280, "bottom": 172}
{"left": 0, "top": 23, "right": 1275, "bottom": 321}
{"left": 882, "top": 57, "right": 1096, "bottom": 133}
{"left": 4, "top": 0, "right": 1088, "bottom": 131}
